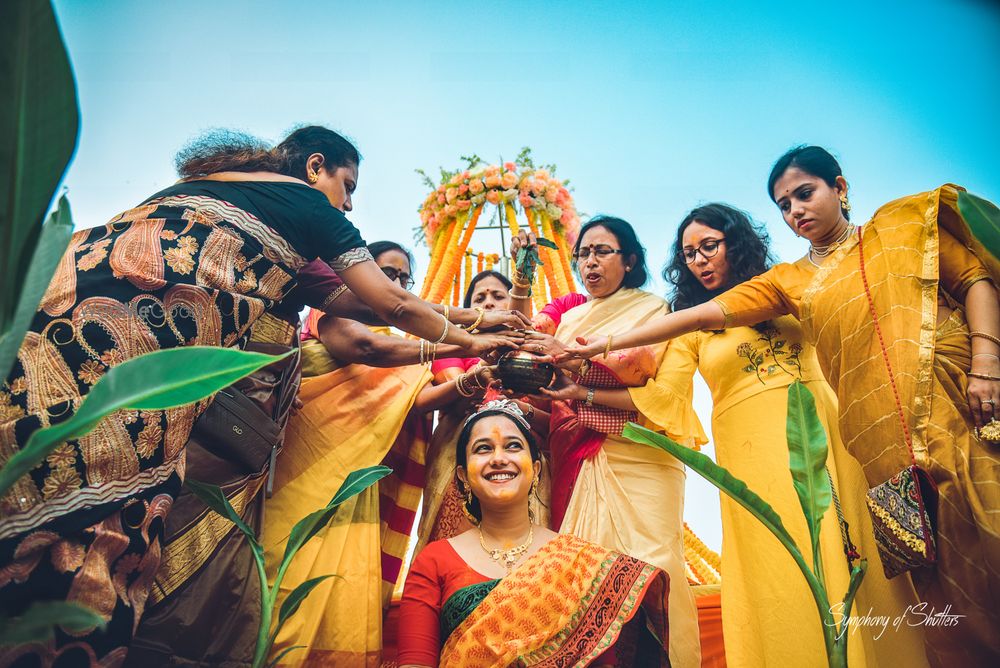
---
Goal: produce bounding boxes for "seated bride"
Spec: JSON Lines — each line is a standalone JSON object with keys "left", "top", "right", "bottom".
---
{"left": 397, "top": 397, "right": 670, "bottom": 667}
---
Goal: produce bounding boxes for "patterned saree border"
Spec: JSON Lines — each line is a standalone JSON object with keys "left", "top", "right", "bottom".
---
{"left": 0, "top": 456, "right": 182, "bottom": 540}
{"left": 524, "top": 554, "right": 657, "bottom": 667}
{"left": 147, "top": 195, "right": 307, "bottom": 270}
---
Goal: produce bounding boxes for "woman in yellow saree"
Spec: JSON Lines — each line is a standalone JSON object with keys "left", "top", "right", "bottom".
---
{"left": 629, "top": 202, "right": 927, "bottom": 666}
{"left": 562, "top": 147, "right": 1000, "bottom": 666}
{"left": 263, "top": 242, "right": 502, "bottom": 666}
{"left": 514, "top": 216, "right": 700, "bottom": 668}
{"left": 399, "top": 399, "right": 670, "bottom": 668}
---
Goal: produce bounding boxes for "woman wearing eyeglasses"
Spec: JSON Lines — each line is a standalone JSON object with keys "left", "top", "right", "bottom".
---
{"left": 510, "top": 215, "right": 701, "bottom": 668}
{"left": 633, "top": 204, "right": 927, "bottom": 666}
{"left": 263, "top": 240, "right": 512, "bottom": 666}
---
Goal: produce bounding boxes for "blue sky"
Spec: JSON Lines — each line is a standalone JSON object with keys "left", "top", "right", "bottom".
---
{"left": 51, "top": 0, "right": 1000, "bottom": 550}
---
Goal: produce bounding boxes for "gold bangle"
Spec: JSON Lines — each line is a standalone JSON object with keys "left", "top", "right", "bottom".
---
{"left": 603, "top": 334, "right": 613, "bottom": 359}
{"left": 968, "top": 371, "right": 1000, "bottom": 381}
{"left": 466, "top": 307, "right": 486, "bottom": 332}
{"left": 443, "top": 304, "right": 450, "bottom": 321}
{"left": 455, "top": 373, "right": 476, "bottom": 397}
{"left": 433, "top": 313, "right": 449, "bottom": 344}
{"left": 430, "top": 342, "right": 438, "bottom": 364}
{"left": 970, "top": 331, "right": 1000, "bottom": 346}
{"left": 510, "top": 290, "right": 531, "bottom": 300}
{"left": 419, "top": 339, "right": 426, "bottom": 365}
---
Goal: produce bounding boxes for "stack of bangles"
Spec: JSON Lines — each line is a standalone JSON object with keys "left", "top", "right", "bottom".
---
{"left": 510, "top": 271, "right": 531, "bottom": 300}
{"left": 969, "top": 332, "right": 1000, "bottom": 443}
{"left": 456, "top": 366, "right": 487, "bottom": 397}
{"left": 969, "top": 331, "right": 1000, "bottom": 382}
{"left": 418, "top": 339, "right": 439, "bottom": 365}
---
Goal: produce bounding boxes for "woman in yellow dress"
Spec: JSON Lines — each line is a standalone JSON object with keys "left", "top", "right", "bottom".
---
{"left": 263, "top": 242, "right": 511, "bottom": 666}
{"left": 514, "top": 215, "right": 701, "bottom": 668}
{"left": 562, "top": 147, "right": 1000, "bottom": 666}
{"left": 630, "top": 202, "right": 927, "bottom": 666}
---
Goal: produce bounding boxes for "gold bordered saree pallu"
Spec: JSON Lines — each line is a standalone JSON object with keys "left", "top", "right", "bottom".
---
{"left": 439, "top": 534, "right": 670, "bottom": 668}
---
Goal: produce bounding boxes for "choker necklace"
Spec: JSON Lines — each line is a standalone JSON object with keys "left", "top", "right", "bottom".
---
{"left": 479, "top": 525, "right": 534, "bottom": 573}
{"left": 810, "top": 223, "right": 854, "bottom": 258}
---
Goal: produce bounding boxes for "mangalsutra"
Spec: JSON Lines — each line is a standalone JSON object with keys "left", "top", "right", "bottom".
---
{"left": 478, "top": 526, "right": 534, "bottom": 573}
{"left": 808, "top": 224, "right": 855, "bottom": 267}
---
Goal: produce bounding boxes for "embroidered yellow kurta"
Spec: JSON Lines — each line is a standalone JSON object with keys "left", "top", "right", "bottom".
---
{"left": 632, "top": 319, "right": 928, "bottom": 667}
{"left": 713, "top": 185, "right": 1000, "bottom": 666}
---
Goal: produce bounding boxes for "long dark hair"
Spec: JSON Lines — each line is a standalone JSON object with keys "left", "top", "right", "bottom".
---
{"left": 176, "top": 125, "right": 361, "bottom": 180}
{"left": 571, "top": 215, "right": 649, "bottom": 289}
{"left": 462, "top": 270, "right": 512, "bottom": 308}
{"left": 664, "top": 203, "right": 774, "bottom": 310}
{"left": 455, "top": 410, "right": 540, "bottom": 523}
{"left": 767, "top": 145, "right": 850, "bottom": 221}
{"left": 367, "top": 240, "right": 415, "bottom": 271}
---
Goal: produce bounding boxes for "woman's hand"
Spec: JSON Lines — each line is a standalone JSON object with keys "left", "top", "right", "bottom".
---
{"left": 555, "top": 335, "right": 607, "bottom": 363}
{"left": 465, "top": 333, "right": 519, "bottom": 360}
{"left": 477, "top": 309, "right": 532, "bottom": 332}
{"left": 510, "top": 229, "right": 537, "bottom": 259}
{"left": 520, "top": 330, "right": 566, "bottom": 358}
{"left": 536, "top": 370, "right": 587, "bottom": 402}
{"left": 968, "top": 377, "right": 1000, "bottom": 428}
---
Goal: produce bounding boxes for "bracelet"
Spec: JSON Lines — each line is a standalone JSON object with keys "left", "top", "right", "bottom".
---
{"left": 603, "top": 335, "right": 613, "bottom": 360}
{"left": 511, "top": 271, "right": 531, "bottom": 288}
{"left": 469, "top": 365, "right": 486, "bottom": 389}
{"left": 584, "top": 388, "right": 595, "bottom": 406}
{"left": 443, "top": 304, "right": 450, "bottom": 322}
{"left": 433, "top": 313, "right": 449, "bottom": 344}
{"left": 455, "top": 373, "right": 477, "bottom": 397}
{"left": 419, "top": 339, "right": 427, "bottom": 365}
{"left": 509, "top": 290, "right": 532, "bottom": 300}
{"left": 970, "top": 331, "right": 1000, "bottom": 346}
{"left": 968, "top": 372, "right": 1000, "bottom": 381}
{"left": 520, "top": 401, "right": 535, "bottom": 421}
{"left": 466, "top": 307, "right": 485, "bottom": 333}
{"left": 430, "top": 342, "right": 438, "bottom": 364}
{"left": 973, "top": 353, "right": 1000, "bottom": 360}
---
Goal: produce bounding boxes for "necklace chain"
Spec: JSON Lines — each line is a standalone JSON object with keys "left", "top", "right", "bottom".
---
{"left": 478, "top": 525, "right": 534, "bottom": 573}
{"left": 808, "top": 224, "right": 855, "bottom": 268}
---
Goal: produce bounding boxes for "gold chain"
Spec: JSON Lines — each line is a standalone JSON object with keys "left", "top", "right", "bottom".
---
{"left": 478, "top": 526, "right": 534, "bottom": 573}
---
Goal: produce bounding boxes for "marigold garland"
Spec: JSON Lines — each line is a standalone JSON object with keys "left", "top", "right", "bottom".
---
{"left": 417, "top": 152, "right": 581, "bottom": 305}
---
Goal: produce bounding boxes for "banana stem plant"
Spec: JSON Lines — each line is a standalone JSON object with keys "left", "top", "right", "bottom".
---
{"left": 622, "top": 381, "right": 867, "bottom": 667}
{"left": 186, "top": 465, "right": 392, "bottom": 668}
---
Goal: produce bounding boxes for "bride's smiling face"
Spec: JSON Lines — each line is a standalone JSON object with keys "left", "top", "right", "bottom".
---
{"left": 458, "top": 415, "right": 539, "bottom": 508}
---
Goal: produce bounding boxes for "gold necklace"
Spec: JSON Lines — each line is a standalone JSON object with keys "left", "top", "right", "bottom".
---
{"left": 809, "top": 223, "right": 854, "bottom": 257}
{"left": 478, "top": 525, "right": 534, "bottom": 573}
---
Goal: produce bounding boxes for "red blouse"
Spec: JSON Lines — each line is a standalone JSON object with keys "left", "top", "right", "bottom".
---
{"left": 396, "top": 540, "right": 491, "bottom": 666}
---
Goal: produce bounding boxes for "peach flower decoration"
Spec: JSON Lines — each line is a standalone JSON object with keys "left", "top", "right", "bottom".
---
{"left": 468, "top": 179, "right": 485, "bottom": 195}
{"left": 501, "top": 172, "right": 518, "bottom": 189}
{"left": 484, "top": 174, "right": 502, "bottom": 189}
{"left": 485, "top": 190, "right": 502, "bottom": 205}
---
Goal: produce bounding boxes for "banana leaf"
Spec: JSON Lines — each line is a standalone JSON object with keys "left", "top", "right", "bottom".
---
{"left": 277, "top": 574, "right": 337, "bottom": 625}
{"left": 0, "top": 601, "right": 104, "bottom": 646}
{"left": 0, "top": 347, "right": 290, "bottom": 498}
{"left": 958, "top": 190, "right": 1000, "bottom": 258}
{"left": 0, "top": 0, "right": 79, "bottom": 336}
{"left": 785, "top": 381, "right": 832, "bottom": 580}
{"left": 0, "top": 195, "right": 74, "bottom": 380}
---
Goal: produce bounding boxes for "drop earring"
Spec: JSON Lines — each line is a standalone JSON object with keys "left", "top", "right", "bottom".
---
{"left": 308, "top": 172, "right": 319, "bottom": 184}
{"left": 840, "top": 193, "right": 851, "bottom": 213}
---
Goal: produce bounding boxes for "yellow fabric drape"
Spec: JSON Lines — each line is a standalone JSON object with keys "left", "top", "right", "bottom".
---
{"left": 263, "top": 343, "right": 432, "bottom": 667}
{"left": 715, "top": 185, "right": 1000, "bottom": 665}
{"left": 553, "top": 287, "right": 702, "bottom": 668}
{"left": 632, "top": 320, "right": 928, "bottom": 667}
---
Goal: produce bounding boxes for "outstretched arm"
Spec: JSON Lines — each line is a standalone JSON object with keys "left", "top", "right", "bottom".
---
{"left": 561, "top": 301, "right": 726, "bottom": 359}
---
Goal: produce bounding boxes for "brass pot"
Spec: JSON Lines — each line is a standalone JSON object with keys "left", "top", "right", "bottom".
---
{"left": 497, "top": 350, "right": 555, "bottom": 395}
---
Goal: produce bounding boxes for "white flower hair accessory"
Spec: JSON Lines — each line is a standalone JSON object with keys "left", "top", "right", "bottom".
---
{"left": 462, "top": 397, "right": 531, "bottom": 431}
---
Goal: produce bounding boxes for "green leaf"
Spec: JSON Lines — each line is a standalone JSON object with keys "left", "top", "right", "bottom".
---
{"left": 0, "top": 601, "right": 104, "bottom": 645}
{"left": 785, "top": 381, "right": 832, "bottom": 572}
{"left": 0, "top": 347, "right": 289, "bottom": 499}
{"left": 838, "top": 559, "right": 868, "bottom": 630}
{"left": 185, "top": 478, "right": 262, "bottom": 557}
{"left": 536, "top": 237, "right": 558, "bottom": 249}
{"left": 279, "top": 465, "right": 392, "bottom": 571}
{"left": 277, "top": 574, "right": 337, "bottom": 625}
{"left": 621, "top": 423, "right": 802, "bottom": 555}
{"left": 0, "top": 0, "right": 80, "bottom": 334}
{"left": 958, "top": 190, "right": 1000, "bottom": 258}
{"left": 266, "top": 645, "right": 306, "bottom": 668}
{"left": 0, "top": 195, "right": 74, "bottom": 380}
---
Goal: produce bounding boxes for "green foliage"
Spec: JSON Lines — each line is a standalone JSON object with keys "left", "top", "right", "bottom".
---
{"left": 0, "top": 195, "right": 74, "bottom": 380}
{"left": 185, "top": 465, "right": 392, "bottom": 668}
{"left": 0, "top": 602, "right": 105, "bottom": 645}
{"left": 621, "top": 381, "right": 868, "bottom": 667}
{"left": 786, "top": 381, "right": 833, "bottom": 587}
{"left": 957, "top": 190, "right": 1000, "bottom": 258}
{"left": 0, "top": 0, "right": 79, "bottom": 360}
{"left": 0, "top": 348, "right": 290, "bottom": 500}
